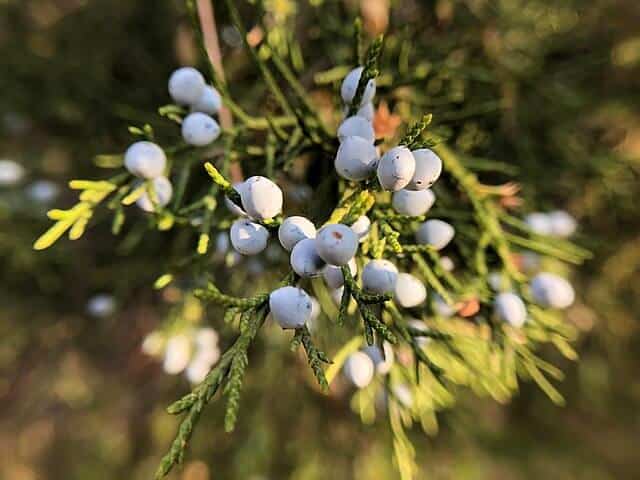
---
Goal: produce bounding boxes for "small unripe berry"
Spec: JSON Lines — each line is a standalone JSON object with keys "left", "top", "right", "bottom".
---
{"left": 548, "top": 210, "right": 577, "bottom": 238}
{"left": 337, "top": 116, "right": 375, "bottom": 143}
{"left": 230, "top": 218, "right": 269, "bottom": 255}
{"left": 168, "top": 67, "right": 206, "bottom": 105}
{"left": 316, "top": 223, "right": 359, "bottom": 266}
{"left": 323, "top": 257, "right": 357, "bottom": 289}
{"left": 415, "top": 219, "right": 455, "bottom": 250}
{"left": 240, "top": 176, "right": 283, "bottom": 220}
{"left": 392, "top": 188, "right": 436, "bottom": 217}
{"left": 191, "top": 85, "right": 222, "bottom": 115}
{"left": 406, "top": 148, "right": 442, "bottom": 190}
{"left": 269, "top": 286, "right": 313, "bottom": 329}
{"left": 351, "top": 215, "right": 371, "bottom": 241}
{"left": 363, "top": 342, "right": 394, "bottom": 375}
{"left": 290, "top": 238, "right": 326, "bottom": 277}
{"left": 524, "top": 212, "right": 552, "bottom": 236}
{"left": 530, "top": 272, "right": 575, "bottom": 309}
{"left": 377, "top": 146, "right": 416, "bottom": 191}
{"left": 493, "top": 292, "right": 527, "bottom": 327}
{"left": 341, "top": 66, "right": 376, "bottom": 106}
{"left": 124, "top": 141, "right": 166, "bottom": 179}
{"left": 362, "top": 259, "right": 398, "bottom": 294}
{"left": 136, "top": 176, "right": 173, "bottom": 212}
{"left": 181, "top": 112, "right": 221, "bottom": 146}
{"left": 335, "top": 136, "right": 378, "bottom": 181}
{"left": 394, "top": 273, "right": 427, "bottom": 308}
{"left": 343, "top": 351, "right": 375, "bottom": 388}
{"left": 278, "top": 216, "right": 317, "bottom": 251}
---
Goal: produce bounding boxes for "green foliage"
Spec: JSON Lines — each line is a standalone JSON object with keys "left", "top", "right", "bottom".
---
{"left": 3, "top": 0, "right": 639, "bottom": 479}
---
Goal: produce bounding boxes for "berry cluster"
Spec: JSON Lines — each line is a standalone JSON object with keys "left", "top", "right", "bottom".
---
{"left": 32, "top": 10, "right": 589, "bottom": 478}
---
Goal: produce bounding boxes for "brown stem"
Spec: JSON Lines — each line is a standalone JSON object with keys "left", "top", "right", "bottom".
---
{"left": 197, "top": 0, "right": 243, "bottom": 182}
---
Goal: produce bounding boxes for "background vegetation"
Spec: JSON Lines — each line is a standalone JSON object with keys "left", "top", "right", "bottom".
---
{"left": 1, "top": 0, "right": 638, "bottom": 479}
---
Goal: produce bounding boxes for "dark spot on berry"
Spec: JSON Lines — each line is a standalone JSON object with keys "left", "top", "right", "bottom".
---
{"left": 332, "top": 231, "right": 343, "bottom": 240}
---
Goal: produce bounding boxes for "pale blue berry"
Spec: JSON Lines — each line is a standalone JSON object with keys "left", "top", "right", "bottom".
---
{"left": 124, "top": 141, "right": 166, "bottom": 179}
{"left": 269, "top": 286, "right": 313, "bottom": 329}
{"left": 377, "top": 146, "right": 416, "bottom": 191}
{"left": 316, "top": 223, "right": 358, "bottom": 266}
{"left": 278, "top": 216, "right": 317, "bottom": 251}
{"left": 230, "top": 218, "right": 269, "bottom": 255}
{"left": 362, "top": 259, "right": 398, "bottom": 294}
{"left": 392, "top": 188, "right": 435, "bottom": 217}
{"left": 290, "top": 238, "right": 326, "bottom": 277}
{"left": 181, "top": 112, "right": 221, "bottom": 146}
{"left": 415, "top": 219, "right": 455, "bottom": 250}
{"left": 168, "top": 67, "right": 206, "bottom": 105}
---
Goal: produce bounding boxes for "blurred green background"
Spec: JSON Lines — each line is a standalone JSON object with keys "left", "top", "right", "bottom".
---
{"left": 1, "top": 0, "right": 638, "bottom": 479}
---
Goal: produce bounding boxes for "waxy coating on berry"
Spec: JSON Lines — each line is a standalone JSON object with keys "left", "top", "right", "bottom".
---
{"left": 392, "top": 188, "right": 435, "bottom": 217}
{"left": 340, "top": 66, "right": 376, "bottom": 106}
{"left": 290, "top": 238, "right": 326, "bottom": 278}
{"left": 230, "top": 218, "right": 269, "bottom": 255}
{"left": 278, "top": 216, "right": 317, "bottom": 251}
{"left": 335, "top": 136, "right": 378, "bottom": 181}
{"left": 168, "top": 67, "right": 206, "bottom": 105}
{"left": 493, "top": 292, "right": 527, "bottom": 328}
{"left": 393, "top": 273, "right": 427, "bottom": 308}
{"left": 181, "top": 112, "right": 221, "bottom": 146}
{"left": 377, "top": 146, "right": 416, "bottom": 191}
{"left": 269, "top": 286, "right": 313, "bottom": 329}
{"left": 323, "top": 257, "right": 357, "bottom": 289}
{"left": 240, "top": 176, "right": 283, "bottom": 220}
{"left": 136, "top": 176, "right": 173, "bottom": 212}
{"left": 191, "top": 85, "right": 222, "bottom": 115}
{"left": 316, "top": 223, "right": 359, "bottom": 266}
{"left": 337, "top": 116, "right": 375, "bottom": 143}
{"left": 415, "top": 219, "right": 455, "bottom": 250}
{"left": 350, "top": 215, "right": 371, "bottom": 241}
{"left": 407, "top": 148, "right": 442, "bottom": 190}
{"left": 530, "top": 272, "right": 575, "bottom": 309}
{"left": 343, "top": 351, "right": 375, "bottom": 388}
{"left": 124, "top": 141, "right": 167, "bottom": 179}
{"left": 362, "top": 259, "right": 398, "bottom": 294}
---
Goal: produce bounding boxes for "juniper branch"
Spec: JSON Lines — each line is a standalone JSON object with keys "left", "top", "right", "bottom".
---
{"left": 296, "top": 325, "right": 332, "bottom": 391}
